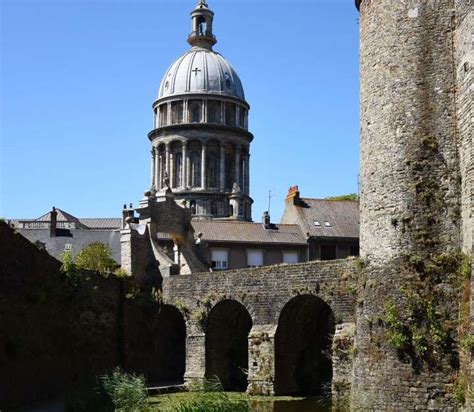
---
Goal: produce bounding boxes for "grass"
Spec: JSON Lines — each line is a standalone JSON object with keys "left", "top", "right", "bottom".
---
{"left": 147, "top": 392, "right": 307, "bottom": 411}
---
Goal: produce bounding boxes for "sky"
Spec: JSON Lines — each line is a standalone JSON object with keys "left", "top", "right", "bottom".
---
{"left": 1, "top": 0, "right": 360, "bottom": 221}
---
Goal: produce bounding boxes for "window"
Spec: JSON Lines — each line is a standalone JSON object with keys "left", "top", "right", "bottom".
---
{"left": 314, "top": 220, "right": 321, "bottom": 227}
{"left": 247, "top": 249, "right": 263, "bottom": 268}
{"left": 64, "top": 244, "right": 73, "bottom": 251}
{"left": 208, "top": 100, "right": 221, "bottom": 123}
{"left": 207, "top": 153, "right": 219, "bottom": 188}
{"left": 211, "top": 201, "right": 218, "bottom": 216}
{"left": 171, "top": 101, "right": 184, "bottom": 124}
{"left": 350, "top": 245, "right": 359, "bottom": 257}
{"left": 211, "top": 249, "right": 228, "bottom": 270}
{"left": 283, "top": 251, "right": 299, "bottom": 264}
{"left": 189, "top": 152, "right": 201, "bottom": 187}
{"left": 324, "top": 221, "right": 331, "bottom": 227}
{"left": 174, "top": 153, "right": 182, "bottom": 188}
{"left": 159, "top": 105, "right": 168, "bottom": 126}
{"left": 225, "top": 103, "right": 236, "bottom": 126}
{"left": 189, "top": 100, "right": 202, "bottom": 123}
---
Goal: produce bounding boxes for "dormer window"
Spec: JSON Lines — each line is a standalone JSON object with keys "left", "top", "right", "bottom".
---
{"left": 324, "top": 221, "right": 331, "bottom": 227}
{"left": 314, "top": 220, "right": 321, "bottom": 227}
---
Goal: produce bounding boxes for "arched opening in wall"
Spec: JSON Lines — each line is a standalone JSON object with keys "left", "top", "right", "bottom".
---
{"left": 274, "top": 295, "right": 335, "bottom": 397}
{"left": 152, "top": 305, "right": 186, "bottom": 384}
{"left": 189, "top": 100, "right": 202, "bottom": 123}
{"left": 208, "top": 100, "right": 221, "bottom": 123}
{"left": 158, "top": 145, "right": 166, "bottom": 189}
{"left": 174, "top": 152, "right": 183, "bottom": 188}
{"left": 197, "top": 15, "right": 207, "bottom": 35}
{"left": 225, "top": 151, "right": 235, "bottom": 190}
{"left": 188, "top": 142, "right": 202, "bottom": 188}
{"left": 205, "top": 300, "right": 252, "bottom": 391}
{"left": 190, "top": 200, "right": 197, "bottom": 215}
{"left": 171, "top": 101, "right": 184, "bottom": 124}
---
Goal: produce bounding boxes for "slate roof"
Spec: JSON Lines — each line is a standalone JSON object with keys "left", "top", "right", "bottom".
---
{"left": 296, "top": 199, "right": 359, "bottom": 239}
{"left": 159, "top": 220, "right": 308, "bottom": 245}
{"left": 80, "top": 218, "right": 122, "bottom": 230}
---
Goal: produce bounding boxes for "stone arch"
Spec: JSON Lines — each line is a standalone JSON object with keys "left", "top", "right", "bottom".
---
{"left": 153, "top": 304, "right": 186, "bottom": 384}
{"left": 205, "top": 299, "right": 253, "bottom": 391}
{"left": 274, "top": 294, "right": 335, "bottom": 396}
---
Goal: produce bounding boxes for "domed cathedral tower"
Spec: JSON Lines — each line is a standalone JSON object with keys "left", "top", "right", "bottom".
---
{"left": 353, "top": 0, "right": 472, "bottom": 410}
{"left": 148, "top": 0, "right": 253, "bottom": 221}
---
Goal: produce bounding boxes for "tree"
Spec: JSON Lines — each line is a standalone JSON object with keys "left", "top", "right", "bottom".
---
{"left": 75, "top": 242, "right": 118, "bottom": 274}
{"left": 325, "top": 193, "right": 359, "bottom": 201}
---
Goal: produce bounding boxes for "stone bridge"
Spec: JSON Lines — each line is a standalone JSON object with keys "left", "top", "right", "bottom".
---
{"left": 161, "top": 259, "right": 357, "bottom": 397}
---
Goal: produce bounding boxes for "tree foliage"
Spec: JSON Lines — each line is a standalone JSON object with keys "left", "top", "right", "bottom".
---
{"left": 325, "top": 193, "right": 358, "bottom": 201}
{"left": 75, "top": 242, "right": 118, "bottom": 274}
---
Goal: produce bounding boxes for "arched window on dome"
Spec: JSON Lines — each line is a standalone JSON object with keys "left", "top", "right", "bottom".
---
{"left": 189, "top": 151, "right": 201, "bottom": 188}
{"left": 174, "top": 152, "right": 183, "bottom": 188}
{"left": 208, "top": 100, "right": 221, "bottom": 124}
{"left": 159, "top": 148, "right": 166, "bottom": 189}
{"left": 159, "top": 105, "right": 168, "bottom": 127}
{"left": 225, "top": 103, "right": 236, "bottom": 127}
{"left": 207, "top": 152, "right": 219, "bottom": 188}
{"left": 197, "top": 15, "right": 207, "bottom": 36}
{"left": 189, "top": 100, "right": 202, "bottom": 123}
{"left": 171, "top": 101, "right": 184, "bottom": 124}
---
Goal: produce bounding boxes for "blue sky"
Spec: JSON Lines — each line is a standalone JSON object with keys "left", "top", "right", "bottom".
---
{"left": 1, "top": 0, "right": 360, "bottom": 221}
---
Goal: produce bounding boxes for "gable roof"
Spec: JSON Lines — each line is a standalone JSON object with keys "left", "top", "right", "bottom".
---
{"left": 159, "top": 220, "right": 308, "bottom": 245}
{"left": 295, "top": 199, "right": 359, "bottom": 239}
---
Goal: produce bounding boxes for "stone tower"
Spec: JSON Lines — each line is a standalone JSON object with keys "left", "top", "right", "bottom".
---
{"left": 353, "top": 0, "right": 473, "bottom": 409}
{"left": 148, "top": 0, "right": 253, "bottom": 221}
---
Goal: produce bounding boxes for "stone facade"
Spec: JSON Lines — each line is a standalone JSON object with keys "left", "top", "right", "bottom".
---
{"left": 354, "top": 0, "right": 473, "bottom": 409}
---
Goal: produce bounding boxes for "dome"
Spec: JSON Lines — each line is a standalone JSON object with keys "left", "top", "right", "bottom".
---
{"left": 158, "top": 47, "right": 246, "bottom": 102}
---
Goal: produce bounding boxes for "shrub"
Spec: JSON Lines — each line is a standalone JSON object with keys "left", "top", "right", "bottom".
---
{"left": 75, "top": 242, "right": 118, "bottom": 274}
{"left": 101, "top": 368, "right": 147, "bottom": 411}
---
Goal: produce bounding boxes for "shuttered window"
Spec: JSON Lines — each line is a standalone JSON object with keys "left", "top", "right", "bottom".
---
{"left": 211, "top": 249, "right": 228, "bottom": 270}
{"left": 283, "top": 251, "right": 299, "bottom": 264}
{"left": 247, "top": 250, "right": 263, "bottom": 267}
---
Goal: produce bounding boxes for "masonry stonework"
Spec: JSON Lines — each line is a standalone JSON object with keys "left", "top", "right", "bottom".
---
{"left": 354, "top": 0, "right": 473, "bottom": 409}
{"left": 162, "top": 259, "right": 357, "bottom": 396}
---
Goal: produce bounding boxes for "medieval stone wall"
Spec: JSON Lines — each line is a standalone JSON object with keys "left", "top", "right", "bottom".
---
{"left": 354, "top": 0, "right": 470, "bottom": 410}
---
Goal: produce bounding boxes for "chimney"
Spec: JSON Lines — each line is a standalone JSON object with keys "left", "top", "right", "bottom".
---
{"left": 122, "top": 204, "right": 135, "bottom": 229}
{"left": 50, "top": 207, "right": 57, "bottom": 237}
{"left": 262, "top": 211, "right": 271, "bottom": 229}
{"left": 286, "top": 185, "right": 301, "bottom": 205}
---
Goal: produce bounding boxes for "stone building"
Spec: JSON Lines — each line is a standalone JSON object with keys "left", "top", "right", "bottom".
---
{"left": 148, "top": 0, "right": 253, "bottom": 221}
{"left": 281, "top": 186, "right": 359, "bottom": 260}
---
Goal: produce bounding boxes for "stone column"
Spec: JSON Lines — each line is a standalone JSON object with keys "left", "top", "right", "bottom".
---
{"left": 201, "top": 142, "right": 207, "bottom": 190}
{"left": 170, "top": 152, "right": 175, "bottom": 188}
{"left": 182, "top": 141, "right": 187, "bottom": 189}
{"left": 150, "top": 147, "right": 156, "bottom": 189}
{"left": 166, "top": 102, "right": 172, "bottom": 125}
{"left": 220, "top": 143, "right": 226, "bottom": 190}
{"left": 184, "top": 323, "right": 206, "bottom": 385}
{"left": 183, "top": 100, "right": 189, "bottom": 123}
{"left": 165, "top": 143, "right": 171, "bottom": 179}
{"left": 235, "top": 145, "right": 241, "bottom": 188}
{"left": 247, "top": 325, "right": 276, "bottom": 396}
{"left": 155, "top": 148, "right": 160, "bottom": 190}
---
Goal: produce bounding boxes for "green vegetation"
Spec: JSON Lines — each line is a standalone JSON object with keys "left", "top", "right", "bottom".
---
{"left": 325, "top": 193, "right": 358, "bottom": 201}
{"left": 75, "top": 242, "right": 118, "bottom": 274}
{"left": 65, "top": 368, "right": 147, "bottom": 412}
{"left": 60, "top": 251, "right": 85, "bottom": 288}
{"left": 101, "top": 368, "right": 148, "bottom": 411}
{"left": 379, "top": 252, "right": 472, "bottom": 371}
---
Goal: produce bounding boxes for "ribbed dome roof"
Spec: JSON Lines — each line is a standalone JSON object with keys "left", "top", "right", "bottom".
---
{"left": 158, "top": 47, "right": 245, "bottom": 102}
